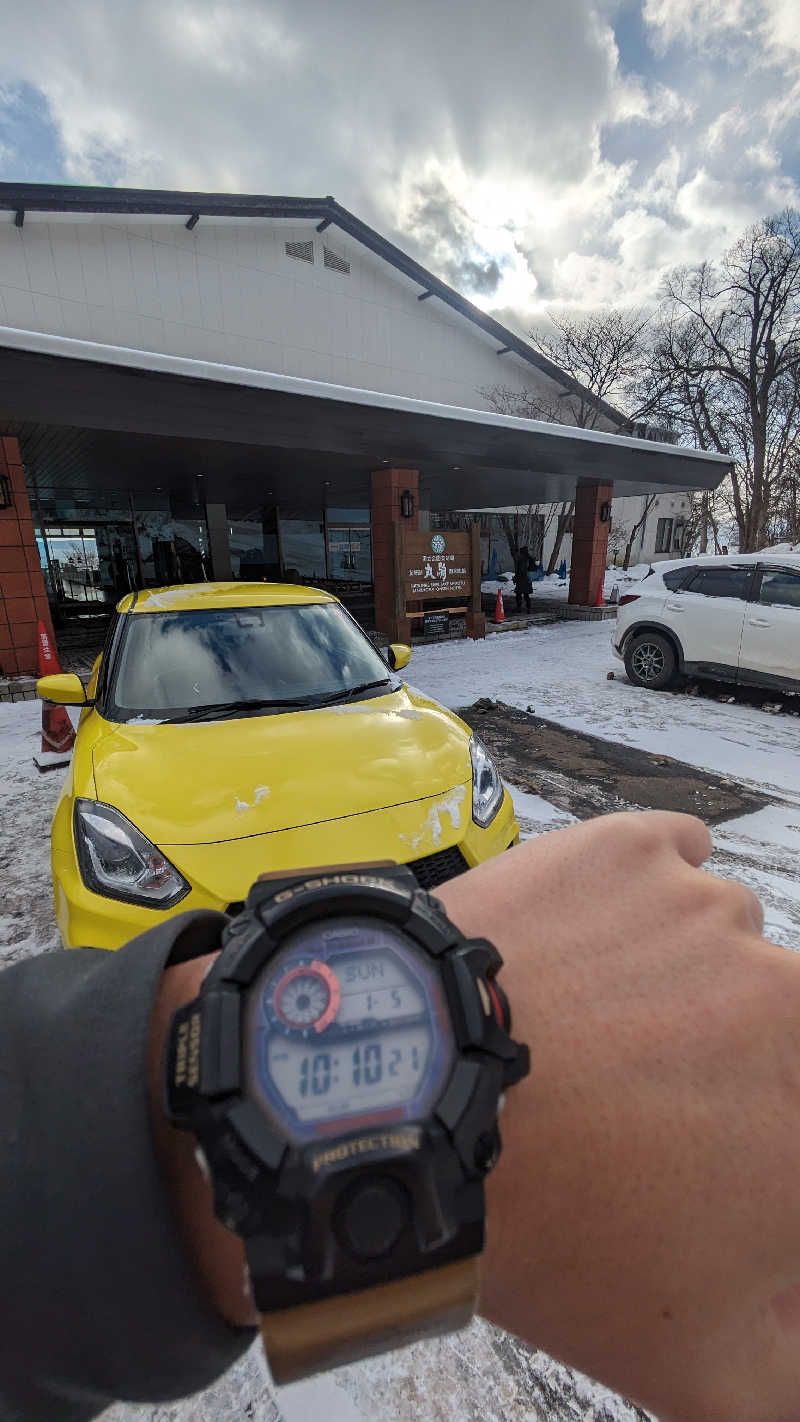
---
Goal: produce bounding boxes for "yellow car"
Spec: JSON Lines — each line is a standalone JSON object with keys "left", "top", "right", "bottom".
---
{"left": 38, "top": 582, "right": 518, "bottom": 949}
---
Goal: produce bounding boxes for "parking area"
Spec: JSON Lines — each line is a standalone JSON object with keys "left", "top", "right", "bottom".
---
{"left": 1, "top": 615, "right": 799, "bottom": 1422}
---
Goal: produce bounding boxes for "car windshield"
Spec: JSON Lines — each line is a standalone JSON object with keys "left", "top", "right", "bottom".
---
{"left": 107, "top": 603, "right": 393, "bottom": 722}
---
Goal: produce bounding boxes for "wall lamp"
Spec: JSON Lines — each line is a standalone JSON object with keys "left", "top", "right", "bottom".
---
{"left": 400, "top": 489, "right": 415, "bottom": 519}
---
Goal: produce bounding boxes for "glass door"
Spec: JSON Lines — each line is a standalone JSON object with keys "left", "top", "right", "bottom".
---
{"left": 326, "top": 525, "right": 372, "bottom": 584}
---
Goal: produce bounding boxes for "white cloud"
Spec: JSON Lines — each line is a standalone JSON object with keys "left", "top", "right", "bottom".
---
{"left": 612, "top": 74, "right": 691, "bottom": 125}
{"left": 642, "top": 0, "right": 753, "bottom": 52}
{"left": 0, "top": 0, "right": 797, "bottom": 321}
{"left": 704, "top": 106, "right": 749, "bottom": 152}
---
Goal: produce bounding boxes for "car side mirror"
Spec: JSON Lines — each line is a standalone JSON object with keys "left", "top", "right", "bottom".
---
{"left": 37, "top": 673, "right": 90, "bottom": 706}
{"left": 387, "top": 643, "right": 412, "bottom": 672}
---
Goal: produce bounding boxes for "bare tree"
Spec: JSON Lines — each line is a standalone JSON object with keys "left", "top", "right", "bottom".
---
{"left": 481, "top": 309, "right": 652, "bottom": 570}
{"left": 653, "top": 212, "right": 800, "bottom": 551}
{"left": 482, "top": 308, "right": 650, "bottom": 429}
{"left": 498, "top": 506, "right": 544, "bottom": 566}
{"left": 621, "top": 496, "right": 657, "bottom": 570}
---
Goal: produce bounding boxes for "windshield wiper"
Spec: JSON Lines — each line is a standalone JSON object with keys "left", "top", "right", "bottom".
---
{"left": 311, "top": 677, "right": 393, "bottom": 705}
{"left": 163, "top": 696, "right": 317, "bottom": 724}
{"left": 162, "top": 679, "right": 394, "bottom": 723}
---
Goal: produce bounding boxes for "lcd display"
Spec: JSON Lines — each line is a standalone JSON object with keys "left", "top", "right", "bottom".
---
{"left": 245, "top": 917, "right": 454, "bottom": 1141}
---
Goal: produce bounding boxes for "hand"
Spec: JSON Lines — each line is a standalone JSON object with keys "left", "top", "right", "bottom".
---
{"left": 437, "top": 811, "right": 800, "bottom": 1422}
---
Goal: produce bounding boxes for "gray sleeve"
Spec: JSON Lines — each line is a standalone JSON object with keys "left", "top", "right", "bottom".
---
{"left": 0, "top": 912, "right": 256, "bottom": 1422}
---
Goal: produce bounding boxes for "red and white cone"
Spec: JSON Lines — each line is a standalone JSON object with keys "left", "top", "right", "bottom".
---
{"left": 493, "top": 587, "right": 505, "bottom": 623}
{"left": 34, "top": 620, "right": 76, "bottom": 773}
{"left": 595, "top": 577, "right": 606, "bottom": 608}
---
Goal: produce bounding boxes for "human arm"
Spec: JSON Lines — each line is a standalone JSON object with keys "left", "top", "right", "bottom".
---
{"left": 5, "top": 811, "right": 800, "bottom": 1422}
{"left": 146, "top": 810, "right": 800, "bottom": 1421}
{"left": 437, "top": 811, "right": 800, "bottom": 1422}
{"left": 0, "top": 912, "right": 255, "bottom": 1422}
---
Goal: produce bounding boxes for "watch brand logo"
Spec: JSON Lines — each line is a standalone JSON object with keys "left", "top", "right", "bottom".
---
{"left": 275, "top": 873, "right": 384, "bottom": 903}
{"left": 174, "top": 1012, "right": 202, "bottom": 1089}
{"left": 309, "top": 1127, "right": 421, "bottom": 1173}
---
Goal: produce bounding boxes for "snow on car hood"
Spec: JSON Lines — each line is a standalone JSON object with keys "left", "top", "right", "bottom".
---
{"left": 90, "top": 685, "right": 473, "bottom": 846}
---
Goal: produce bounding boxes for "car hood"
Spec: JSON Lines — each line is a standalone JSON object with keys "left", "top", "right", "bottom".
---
{"left": 90, "top": 685, "right": 473, "bottom": 846}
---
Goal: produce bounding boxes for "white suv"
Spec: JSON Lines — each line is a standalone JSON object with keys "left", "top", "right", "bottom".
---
{"left": 612, "top": 552, "right": 800, "bottom": 694}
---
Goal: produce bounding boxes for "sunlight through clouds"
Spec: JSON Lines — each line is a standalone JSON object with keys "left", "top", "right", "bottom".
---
{"left": 0, "top": 0, "right": 797, "bottom": 321}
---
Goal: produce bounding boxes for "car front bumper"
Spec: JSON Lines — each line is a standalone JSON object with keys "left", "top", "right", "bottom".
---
{"left": 55, "top": 784, "right": 518, "bottom": 950}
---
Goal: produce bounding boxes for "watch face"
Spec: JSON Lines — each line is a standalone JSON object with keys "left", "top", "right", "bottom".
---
{"left": 244, "top": 917, "right": 455, "bottom": 1142}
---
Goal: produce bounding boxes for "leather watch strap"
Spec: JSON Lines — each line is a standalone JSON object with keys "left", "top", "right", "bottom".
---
{"left": 260, "top": 1256, "right": 480, "bottom": 1385}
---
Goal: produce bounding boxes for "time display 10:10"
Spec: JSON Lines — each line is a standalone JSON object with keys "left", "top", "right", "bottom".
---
{"left": 298, "top": 1039, "right": 424, "bottom": 1097}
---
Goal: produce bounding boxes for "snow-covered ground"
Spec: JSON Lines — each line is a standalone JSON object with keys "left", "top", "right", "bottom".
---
{"left": 409, "top": 620, "right": 800, "bottom": 951}
{"left": 482, "top": 562, "right": 649, "bottom": 603}
{"left": 2, "top": 616, "right": 799, "bottom": 1422}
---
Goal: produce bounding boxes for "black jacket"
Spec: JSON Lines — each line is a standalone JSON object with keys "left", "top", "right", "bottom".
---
{"left": 0, "top": 914, "right": 254, "bottom": 1421}
{"left": 513, "top": 552, "right": 532, "bottom": 593}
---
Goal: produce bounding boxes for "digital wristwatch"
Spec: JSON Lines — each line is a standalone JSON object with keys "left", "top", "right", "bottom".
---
{"left": 166, "top": 863, "right": 529, "bottom": 1383}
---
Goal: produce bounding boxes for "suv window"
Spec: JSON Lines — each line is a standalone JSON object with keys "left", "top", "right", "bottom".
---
{"left": 684, "top": 567, "right": 751, "bottom": 599}
{"left": 758, "top": 567, "right": 800, "bottom": 609}
{"left": 662, "top": 567, "right": 693, "bottom": 591}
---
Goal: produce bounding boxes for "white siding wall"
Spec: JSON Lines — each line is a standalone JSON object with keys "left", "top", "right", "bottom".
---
{"left": 0, "top": 212, "right": 558, "bottom": 414}
{"left": 542, "top": 491, "right": 693, "bottom": 571}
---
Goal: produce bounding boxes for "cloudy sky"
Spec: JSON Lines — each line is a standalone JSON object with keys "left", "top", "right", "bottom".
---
{"left": 0, "top": 0, "right": 798, "bottom": 335}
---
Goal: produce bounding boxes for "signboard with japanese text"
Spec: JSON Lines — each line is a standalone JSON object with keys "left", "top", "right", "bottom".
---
{"left": 401, "top": 530, "right": 472, "bottom": 601}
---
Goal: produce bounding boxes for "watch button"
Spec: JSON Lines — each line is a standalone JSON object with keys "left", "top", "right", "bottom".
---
{"left": 336, "top": 1176, "right": 410, "bottom": 1261}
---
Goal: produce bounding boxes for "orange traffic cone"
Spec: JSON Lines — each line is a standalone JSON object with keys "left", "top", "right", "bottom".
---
{"left": 595, "top": 577, "right": 606, "bottom": 608}
{"left": 34, "top": 620, "right": 76, "bottom": 772}
{"left": 493, "top": 587, "right": 505, "bottom": 623}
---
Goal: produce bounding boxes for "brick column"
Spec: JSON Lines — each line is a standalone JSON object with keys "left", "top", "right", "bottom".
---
{"left": 371, "top": 468, "right": 419, "bottom": 641}
{"left": 0, "top": 436, "right": 56, "bottom": 677}
{"left": 568, "top": 480, "right": 613, "bottom": 607}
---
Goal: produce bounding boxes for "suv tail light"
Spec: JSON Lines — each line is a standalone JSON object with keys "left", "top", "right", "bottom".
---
{"left": 619, "top": 594, "right": 641, "bottom": 606}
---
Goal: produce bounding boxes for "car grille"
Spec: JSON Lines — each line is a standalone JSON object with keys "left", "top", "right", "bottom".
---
{"left": 406, "top": 845, "right": 469, "bottom": 890}
{"left": 225, "top": 846, "right": 469, "bottom": 916}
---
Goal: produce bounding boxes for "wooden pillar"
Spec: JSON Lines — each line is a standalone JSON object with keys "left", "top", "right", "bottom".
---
{"left": 569, "top": 480, "right": 613, "bottom": 606}
{"left": 466, "top": 521, "right": 485, "bottom": 639}
{"left": 371, "top": 468, "right": 418, "bottom": 640}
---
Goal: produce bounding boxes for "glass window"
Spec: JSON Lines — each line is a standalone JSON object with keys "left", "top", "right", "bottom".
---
{"left": 685, "top": 567, "right": 750, "bottom": 599}
{"left": 655, "top": 518, "right": 673, "bottom": 553}
{"left": 133, "top": 509, "right": 209, "bottom": 586}
{"left": 280, "top": 519, "right": 327, "bottom": 581}
{"left": 327, "top": 506, "right": 370, "bottom": 524}
{"left": 758, "top": 568, "right": 800, "bottom": 609}
{"left": 229, "top": 516, "right": 280, "bottom": 581}
{"left": 663, "top": 567, "right": 693, "bottom": 591}
{"left": 109, "top": 603, "right": 391, "bottom": 719}
{"left": 326, "top": 526, "right": 372, "bottom": 584}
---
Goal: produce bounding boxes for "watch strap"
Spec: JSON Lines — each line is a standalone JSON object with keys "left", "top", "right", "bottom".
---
{"left": 260, "top": 1255, "right": 480, "bottom": 1385}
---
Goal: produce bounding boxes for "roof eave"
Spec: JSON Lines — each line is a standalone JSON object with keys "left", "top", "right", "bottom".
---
{"left": 0, "top": 181, "right": 629, "bottom": 430}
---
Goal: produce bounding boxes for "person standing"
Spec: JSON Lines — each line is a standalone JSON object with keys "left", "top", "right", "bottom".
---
{"left": 514, "top": 544, "right": 532, "bottom": 614}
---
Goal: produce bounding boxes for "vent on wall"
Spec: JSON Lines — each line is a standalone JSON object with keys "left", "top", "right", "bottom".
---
{"left": 285, "top": 239, "right": 314, "bottom": 263}
{"left": 323, "top": 246, "right": 350, "bottom": 275}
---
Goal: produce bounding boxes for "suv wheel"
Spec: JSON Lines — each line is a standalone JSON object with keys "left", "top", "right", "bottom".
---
{"left": 624, "top": 631, "right": 677, "bottom": 691}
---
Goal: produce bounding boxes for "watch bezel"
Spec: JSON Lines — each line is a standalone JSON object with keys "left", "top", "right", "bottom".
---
{"left": 165, "top": 867, "right": 529, "bottom": 1310}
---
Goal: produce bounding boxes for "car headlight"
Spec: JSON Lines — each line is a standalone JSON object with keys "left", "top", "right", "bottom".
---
{"left": 74, "top": 800, "right": 189, "bottom": 909}
{"left": 470, "top": 736, "right": 504, "bottom": 828}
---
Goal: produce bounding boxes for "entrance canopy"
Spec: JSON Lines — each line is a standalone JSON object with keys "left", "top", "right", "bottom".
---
{"left": 0, "top": 327, "right": 731, "bottom": 510}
